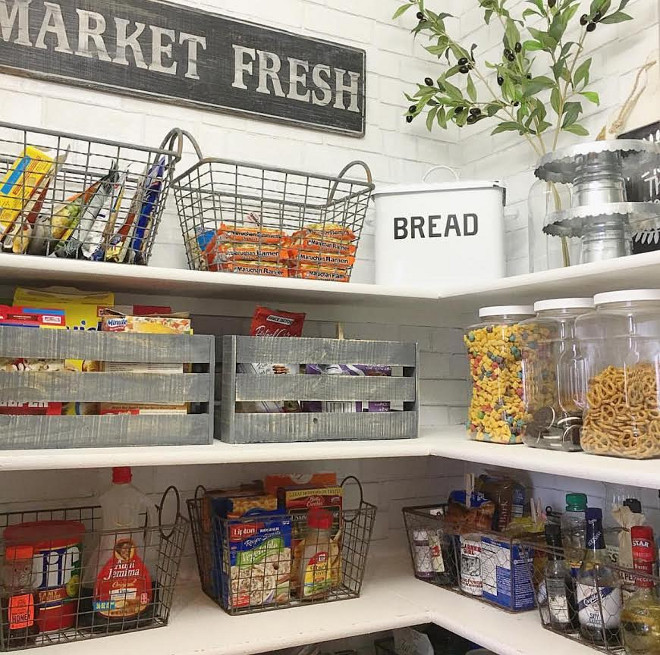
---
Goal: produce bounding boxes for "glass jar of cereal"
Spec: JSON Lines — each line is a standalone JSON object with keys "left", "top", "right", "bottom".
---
{"left": 575, "top": 290, "right": 660, "bottom": 459}
{"left": 464, "top": 306, "right": 534, "bottom": 444}
{"left": 521, "top": 298, "right": 594, "bottom": 452}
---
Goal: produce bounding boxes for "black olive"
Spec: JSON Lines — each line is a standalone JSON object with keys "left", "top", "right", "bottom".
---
{"left": 527, "top": 74, "right": 532, "bottom": 79}
{"left": 497, "top": 76, "right": 504, "bottom": 86}
{"left": 416, "top": 11, "right": 424, "bottom": 19}
{"left": 513, "top": 101, "right": 520, "bottom": 107}
{"left": 458, "top": 57, "right": 469, "bottom": 65}
{"left": 467, "top": 114, "right": 477, "bottom": 124}
{"left": 586, "top": 21, "right": 596, "bottom": 31}
{"left": 594, "top": 10, "right": 602, "bottom": 21}
{"left": 470, "top": 107, "right": 481, "bottom": 116}
{"left": 454, "top": 106, "right": 464, "bottom": 114}
{"left": 580, "top": 14, "right": 588, "bottom": 25}
{"left": 459, "top": 65, "right": 470, "bottom": 74}
{"left": 507, "top": 53, "right": 515, "bottom": 62}
{"left": 503, "top": 48, "right": 512, "bottom": 57}
{"left": 424, "top": 77, "right": 434, "bottom": 86}
{"left": 515, "top": 42, "right": 522, "bottom": 53}
{"left": 406, "top": 115, "right": 414, "bottom": 123}
{"left": 549, "top": 0, "right": 556, "bottom": 7}
{"left": 409, "top": 105, "right": 417, "bottom": 113}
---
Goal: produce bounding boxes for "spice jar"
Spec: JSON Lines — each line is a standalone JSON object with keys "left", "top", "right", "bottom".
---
{"left": 575, "top": 290, "right": 660, "bottom": 459}
{"left": 464, "top": 306, "right": 534, "bottom": 444}
{"left": 521, "top": 298, "right": 594, "bottom": 451}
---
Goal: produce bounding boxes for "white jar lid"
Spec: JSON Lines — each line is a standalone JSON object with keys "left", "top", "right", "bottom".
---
{"left": 479, "top": 305, "right": 534, "bottom": 318}
{"left": 534, "top": 298, "right": 595, "bottom": 312}
{"left": 594, "top": 290, "right": 660, "bottom": 305}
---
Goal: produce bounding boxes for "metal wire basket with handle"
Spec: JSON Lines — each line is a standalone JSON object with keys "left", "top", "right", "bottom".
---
{"left": 187, "top": 476, "right": 377, "bottom": 615}
{"left": 0, "top": 487, "right": 188, "bottom": 651}
{"left": 0, "top": 122, "right": 184, "bottom": 264}
{"left": 172, "top": 133, "right": 374, "bottom": 282}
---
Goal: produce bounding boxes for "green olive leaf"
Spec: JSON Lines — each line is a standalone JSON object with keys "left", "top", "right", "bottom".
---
{"left": 466, "top": 75, "right": 477, "bottom": 101}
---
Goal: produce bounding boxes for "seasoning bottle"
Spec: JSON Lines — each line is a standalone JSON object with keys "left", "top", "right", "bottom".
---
{"left": 412, "top": 530, "right": 434, "bottom": 581}
{"left": 561, "top": 492, "right": 588, "bottom": 576}
{"left": 1, "top": 546, "right": 39, "bottom": 648}
{"left": 300, "top": 508, "right": 334, "bottom": 600}
{"left": 544, "top": 523, "right": 578, "bottom": 632}
{"left": 621, "top": 526, "right": 660, "bottom": 655}
{"left": 576, "top": 508, "right": 623, "bottom": 646}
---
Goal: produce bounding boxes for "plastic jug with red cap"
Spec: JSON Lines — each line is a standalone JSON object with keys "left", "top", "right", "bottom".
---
{"left": 93, "top": 467, "right": 155, "bottom": 626}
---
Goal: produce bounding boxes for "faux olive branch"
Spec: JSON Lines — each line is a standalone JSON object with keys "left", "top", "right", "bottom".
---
{"left": 394, "top": 0, "right": 634, "bottom": 156}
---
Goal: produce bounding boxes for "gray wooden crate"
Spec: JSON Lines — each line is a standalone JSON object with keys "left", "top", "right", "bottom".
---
{"left": 0, "top": 327, "right": 215, "bottom": 449}
{"left": 218, "top": 336, "right": 419, "bottom": 444}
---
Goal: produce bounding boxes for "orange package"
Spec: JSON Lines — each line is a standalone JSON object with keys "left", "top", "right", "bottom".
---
{"left": 220, "top": 261, "right": 288, "bottom": 277}
{"left": 205, "top": 242, "right": 285, "bottom": 267}
{"left": 294, "top": 266, "right": 350, "bottom": 282}
{"left": 264, "top": 473, "right": 338, "bottom": 495}
{"left": 212, "top": 223, "right": 283, "bottom": 245}
{"left": 292, "top": 223, "right": 355, "bottom": 242}
{"left": 288, "top": 249, "right": 355, "bottom": 269}
{"left": 290, "top": 236, "right": 356, "bottom": 256}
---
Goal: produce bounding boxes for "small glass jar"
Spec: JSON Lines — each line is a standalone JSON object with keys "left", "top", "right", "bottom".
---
{"left": 521, "top": 298, "right": 594, "bottom": 452}
{"left": 575, "top": 290, "right": 660, "bottom": 459}
{"left": 464, "top": 306, "right": 535, "bottom": 444}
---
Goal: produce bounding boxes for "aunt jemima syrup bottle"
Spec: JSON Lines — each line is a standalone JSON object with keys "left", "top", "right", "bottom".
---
{"left": 93, "top": 467, "right": 154, "bottom": 628}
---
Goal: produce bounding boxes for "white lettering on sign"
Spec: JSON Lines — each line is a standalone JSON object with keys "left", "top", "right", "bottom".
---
{"left": 0, "top": 0, "right": 31, "bottom": 46}
{"left": 35, "top": 2, "right": 72, "bottom": 53}
{"left": 76, "top": 9, "right": 111, "bottom": 61}
{"left": 113, "top": 18, "right": 147, "bottom": 68}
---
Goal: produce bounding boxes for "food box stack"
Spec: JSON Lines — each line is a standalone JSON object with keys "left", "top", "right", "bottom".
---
{"left": 199, "top": 218, "right": 357, "bottom": 282}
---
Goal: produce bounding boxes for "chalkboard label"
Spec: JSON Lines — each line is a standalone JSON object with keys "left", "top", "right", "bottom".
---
{"left": 0, "top": 0, "right": 366, "bottom": 136}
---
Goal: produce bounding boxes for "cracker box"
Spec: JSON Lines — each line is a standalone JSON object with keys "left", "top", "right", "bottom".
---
{"left": 99, "top": 310, "right": 191, "bottom": 415}
{"left": 221, "top": 515, "right": 292, "bottom": 610}
{"left": 278, "top": 486, "right": 343, "bottom": 596}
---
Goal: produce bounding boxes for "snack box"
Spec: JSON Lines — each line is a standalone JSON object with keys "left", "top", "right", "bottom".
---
{"left": 264, "top": 473, "right": 337, "bottom": 496}
{"left": 278, "top": 485, "right": 343, "bottom": 596}
{"left": 221, "top": 514, "right": 292, "bottom": 610}
{"left": 0, "top": 307, "right": 67, "bottom": 415}
{"left": 99, "top": 310, "right": 192, "bottom": 415}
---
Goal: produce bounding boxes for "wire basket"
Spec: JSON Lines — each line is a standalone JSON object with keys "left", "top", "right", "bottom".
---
{"left": 0, "top": 487, "right": 188, "bottom": 650}
{"left": 0, "top": 121, "right": 183, "bottom": 264}
{"left": 187, "top": 477, "right": 377, "bottom": 615}
{"left": 172, "top": 134, "right": 374, "bottom": 281}
{"left": 402, "top": 505, "right": 539, "bottom": 613}
{"left": 525, "top": 540, "right": 660, "bottom": 654}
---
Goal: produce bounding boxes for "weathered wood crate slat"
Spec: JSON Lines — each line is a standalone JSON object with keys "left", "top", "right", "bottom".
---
{"left": 0, "top": 327, "right": 215, "bottom": 449}
{"left": 218, "top": 335, "right": 419, "bottom": 444}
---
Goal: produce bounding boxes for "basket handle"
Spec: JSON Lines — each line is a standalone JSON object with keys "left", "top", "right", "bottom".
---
{"left": 341, "top": 475, "right": 365, "bottom": 523}
{"left": 157, "top": 485, "right": 182, "bottom": 540}
{"left": 422, "top": 165, "right": 460, "bottom": 183}
{"left": 159, "top": 129, "right": 204, "bottom": 178}
{"left": 328, "top": 160, "right": 373, "bottom": 204}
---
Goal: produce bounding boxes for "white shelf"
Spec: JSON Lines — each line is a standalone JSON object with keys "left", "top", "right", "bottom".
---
{"left": 1, "top": 428, "right": 657, "bottom": 488}
{"left": 36, "top": 555, "right": 592, "bottom": 655}
{"left": 3, "top": 250, "right": 660, "bottom": 313}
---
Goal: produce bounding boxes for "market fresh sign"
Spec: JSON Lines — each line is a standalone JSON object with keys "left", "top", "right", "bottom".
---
{"left": 0, "top": 0, "right": 366, "bottom": 136}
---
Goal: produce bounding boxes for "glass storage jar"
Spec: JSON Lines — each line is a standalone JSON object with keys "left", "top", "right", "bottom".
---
{"left": 464, "top": 306, "right": 535, "bottom": 444}
{"left": 574, "top": 289, "right": 660, "bottom": 459}
{"left": 521, "top": 298, "right": 594, "bottom": 452}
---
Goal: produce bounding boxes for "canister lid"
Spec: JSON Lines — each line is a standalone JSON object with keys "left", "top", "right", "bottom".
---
{"left": 373, "top": 180, "right": 505, "bottom": 198}
{"left": 594, "top": 289, "right": 660, "bottom": 305}
{"left": 478, "top": 305, "right": 534, "bottom": 318}
{"left": 533, "top": 298, "right": 594, "bottom": 312}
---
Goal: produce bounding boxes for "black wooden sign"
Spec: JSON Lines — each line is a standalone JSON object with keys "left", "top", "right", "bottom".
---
{"left": 619, "top": 121, "right": 660, "bottom": 253}
{"left": 0, "top": 0, "right": 366, "bottom": 136}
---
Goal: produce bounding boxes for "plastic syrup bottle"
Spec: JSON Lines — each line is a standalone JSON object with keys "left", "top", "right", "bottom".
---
{"left": 299, "top": 508, "right": 334, "bottom": 600}
{"left": 93, "top": 467, "right": 154, "bottom": 626}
